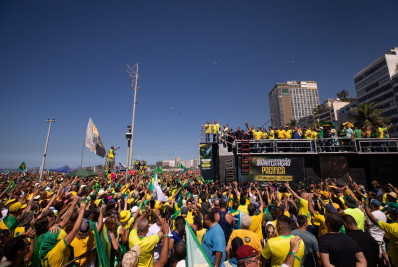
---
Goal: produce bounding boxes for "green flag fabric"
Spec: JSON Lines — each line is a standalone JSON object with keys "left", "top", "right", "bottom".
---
{"left": 185, "top": 219, "right": 212, "bottom": 267}
{"left": 0, "top": 214, "right": 19, "bottom": 232}
{"left": 18, "top": 161, "right": 26, "bottom": 171}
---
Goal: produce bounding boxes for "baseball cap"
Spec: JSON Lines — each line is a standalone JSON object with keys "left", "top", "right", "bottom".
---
{"left": 181, "top": 207, "right": 188, "bottom": 217}
{"left": 370, "top": 199, "right": 381, "bottom": 209}
{"left": 122, "top": 245, "right": 141, "bottom": 267}
{"left": 235, "top": 245, "right": 258, "bottom": 259}
{"left": 325, "top": 204, "right": 338, "bottom": 214}
{"left": 131, "top": 206, "right": 139, "bottom": 214}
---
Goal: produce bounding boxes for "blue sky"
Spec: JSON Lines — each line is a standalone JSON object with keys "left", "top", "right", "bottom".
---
{"left": 1, "top": 0, "right": 397, "bottom": 168}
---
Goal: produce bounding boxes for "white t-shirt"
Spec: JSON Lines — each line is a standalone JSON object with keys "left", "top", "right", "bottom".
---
{"left": 147, "top": 223, "right": 162, "bottom": 261}
{"left": 176, "top": 260, "right": 186, "bottom": 267}
{"left": 367, "top": 210, "right": 387, "bottom": 242}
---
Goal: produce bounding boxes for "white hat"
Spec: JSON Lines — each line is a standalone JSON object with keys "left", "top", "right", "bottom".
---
{"left": 34, "top": 195, "right": 41, "bottom": 200}
{"left": 35, "top": 183, "right": 40, "bottom": 186}
{"left": 131, "top": 206, "right": 139, "bottom": 214}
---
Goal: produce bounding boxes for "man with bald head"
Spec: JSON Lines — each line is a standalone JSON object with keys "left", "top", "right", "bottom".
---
{"left": 129, "top": 210, "right": 169, "bottom": 267}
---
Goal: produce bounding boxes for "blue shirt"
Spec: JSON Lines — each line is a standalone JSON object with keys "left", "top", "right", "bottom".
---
{"left": 293, "top": 130, "right": 301, "bottom": 139}
{"left": 202, "top": 223, "right": 226, "bottom": 265}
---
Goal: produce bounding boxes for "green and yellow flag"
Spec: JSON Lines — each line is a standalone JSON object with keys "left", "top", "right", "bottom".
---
{"left": 18, "top": 162, "right": 26, "bottom": 171}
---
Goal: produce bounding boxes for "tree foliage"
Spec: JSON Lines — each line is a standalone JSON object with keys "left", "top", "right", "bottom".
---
{"left": 350, "top": 102, "right": 389, "bottom": 128}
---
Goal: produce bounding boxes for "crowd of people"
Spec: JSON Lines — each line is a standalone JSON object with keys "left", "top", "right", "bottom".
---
{"left": 1, "top": 170, "right": 398, "bottom": 267}
{"left": 202, "top": 121, "right": 395, "bottom": 153}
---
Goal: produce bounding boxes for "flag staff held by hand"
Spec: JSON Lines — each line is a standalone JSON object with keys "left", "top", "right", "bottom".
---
{"left": 39, "top": 119, "right": 55, "bottom": 181}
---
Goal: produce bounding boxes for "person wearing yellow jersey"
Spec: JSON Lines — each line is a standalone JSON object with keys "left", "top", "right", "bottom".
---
{"left": 287, "top": 184, "right": 313, "bottom": 229}
{"left": 238, "top": 196, "right": 249, "bottom": 215}
{"left": 268, "top": 126, "right": 275, "bottom": 139}
{"left": 261, "top": 215, "right": 305, "bottom": 267}
{"left": 41, "top": 202, "right": 86, "bottom": 267}
{"left": 107, "top": 146, "right": 119, "bottom": 170}
{"left": 365, "top": 204, "right": 398, "bottom": 267}
{"left": 128, "top": 210, "right": 168, "bottom": 267}
{"left": 304, "top": 127, "right": 312, "bottom": 139}
{"left": 248, "top": 187, "right": 264, "bottom": 240}
{"left": 285, "top": 126, "right": 292, "bottom": 139}
{"left": 203, "top": 121, "right": 212, "bottom": 143}
{"left": 226, "top": 214, "right": 262, "bottom": 254}
{"left": 213, "top": 120, "right": 221, "bottom": 143}
{"left": 278, "top": 126, "right": 286, "bottom": 139}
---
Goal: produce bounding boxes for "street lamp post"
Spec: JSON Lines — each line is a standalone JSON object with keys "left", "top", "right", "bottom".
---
{"left": 125, "top": 126, "right": 132, "bottom": 177}
{"left": 126, "top": 63, "right": 140, "bottom": 170}
{"left": 39, "top": 119, "right": 55, "bottom": 181}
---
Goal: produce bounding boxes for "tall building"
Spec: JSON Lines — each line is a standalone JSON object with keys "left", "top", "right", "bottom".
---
{"left": 354, "top": 47, "right": 398, "bottom": 136}
{"left": 313, "top": 98, "right": 350, "bottom": 125}
{"left": 269, "top": 81, "right": 320, "bottom": 128}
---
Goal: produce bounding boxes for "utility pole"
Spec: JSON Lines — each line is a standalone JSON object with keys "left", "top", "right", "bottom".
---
{"left": 40, "top": 119, "right": 55, "bottom": 181}
{"left": 127, "top": 63, "right": 140, "bottom": 170}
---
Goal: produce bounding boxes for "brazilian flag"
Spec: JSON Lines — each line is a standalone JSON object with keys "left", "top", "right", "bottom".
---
{"left": 18, "top": 161, "right": 26, "bottom": 171}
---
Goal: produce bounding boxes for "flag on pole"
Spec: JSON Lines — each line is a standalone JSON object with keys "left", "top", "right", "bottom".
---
{"left": 18, "top": 161, "right": 27, "bottom": 175}
{"left": 185, "top": 220, "right": 212, "bottom": 267}
{"left": 148, "top": 171, "right": 157, "bottom": 191}
{"left": 153, "top": 178, "right": 168, "bottom": 202}
{"left": 84, "top": 118, "right": 106, "bottom": 158}
{"left": 178, "top": 162, "right": 188, "bottom": 171}
{"left": 18, "top": 162, "right": 26, "bottom": 171}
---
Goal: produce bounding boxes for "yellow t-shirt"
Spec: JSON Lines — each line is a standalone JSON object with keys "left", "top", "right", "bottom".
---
{"left": 204, "top": 124, "right": 212, "bottom": 134}
{"left": 70, "top": 231, "right": 96, "bottom": 266}
{"left": 249, "top": 212, "right": 264, "bottom": 240}
{"left": 41, "top": 239, "right": 70, "bottom": 267}
{"left": 313, "top": 212, "right": 328, "bottom": 238}
{"left": 298, "top": 198, "right": 312, "bottom": 226}
{"left": 238, "top": 205, "right": 249, "bottom": 215}
{"left": 109, "top": 149, "right": 114, "bottom": 158}
{"left": 255, "top": 131, "right": 263, "bottom": 140}
{"left": 261, "top": 234, "right": 305, "bottom": 267}
{"left": 212, "top": 123, "right": 220, "bottom": 133}
{"left": 186, "top": 211, "right": 194, "bottom": 225}
{"left": 128, "top": 229, "right": 160, "bottom": 267}
{"left": 196, "top": 228, "right": 207, "bottom": 244}
{"left": 285, "top": 130, "right": 292, "bottom": 139}
{"left": 272, "top": 211, "right": 290, "bottom": 237}
{"left": 377, "top": 127, "right": 384, "bottom": 138}
{"left": 304, "top": 130, "right": 312, "bottom": 139}
{"left": 278, "top": 130, "right": 286, "bottom": 139}
{"left": 268, "top": 130, "right": 275, "bottom": 139}
{"left": 377, "top": 221, "right": 398, "bottom": 267}
{"left": 312, "top": 131, "right": 318, "bottom": 139}
{"left": 228, "top": 229, "right": 262, "bottom": 253}
{"left": 261, "top": 132, "right": 268, "bottom": 139}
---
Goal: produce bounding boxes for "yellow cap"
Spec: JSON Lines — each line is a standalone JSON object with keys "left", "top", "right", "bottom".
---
{"left": 4, "top": 199, "right": 15, "bottom": 206}
{"left": 120, "top": 210, "right": 131, "bottom": 222}
{"left": 9, "top": 202, "right": 27, "bottom": 212}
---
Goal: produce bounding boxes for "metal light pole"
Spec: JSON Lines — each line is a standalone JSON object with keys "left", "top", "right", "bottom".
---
{"left": 126, "top": 125, "right": 132, "bottom": 168}
{"left": 126, "top": 63, "right": 140, "bottom": 170}
{"left": 39, "top": 119, "right": 55, "bottom": 181}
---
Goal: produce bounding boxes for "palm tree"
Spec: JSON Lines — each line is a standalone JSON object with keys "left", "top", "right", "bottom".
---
{"left": 350, "top": 102, "right": 389, "bottom": 128}
{"left": 337, "top": 90, "right": 350, "bottom": 101}
{"left": 289, "top": 119, "right": 298, "bottom": 128}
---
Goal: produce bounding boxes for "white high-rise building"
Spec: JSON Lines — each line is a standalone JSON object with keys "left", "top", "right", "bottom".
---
{"left": 269, "top": 81, "right": 320, "bottom": 128}
{"left": 354, "top": 47, "right": 398, "bottom": 135}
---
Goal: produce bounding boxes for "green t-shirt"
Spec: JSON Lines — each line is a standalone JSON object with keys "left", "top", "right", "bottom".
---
{"left": 354, "top": 129, "right": 362, "bottom": 138}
